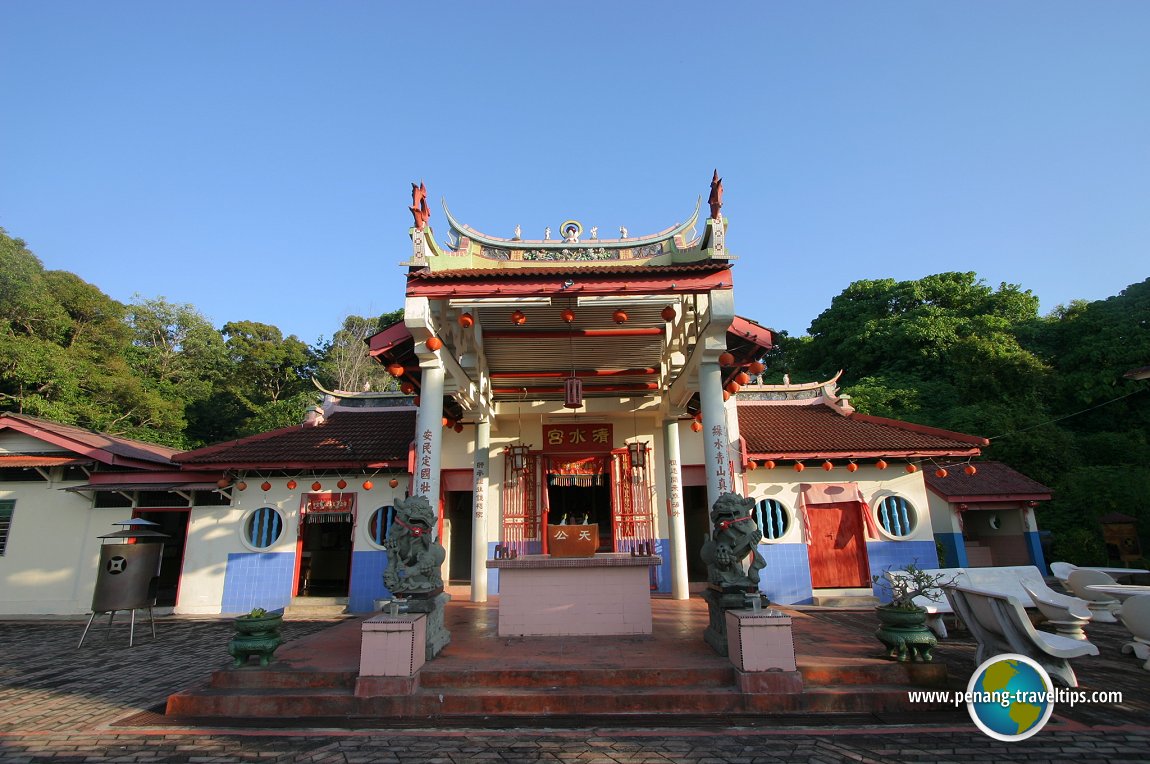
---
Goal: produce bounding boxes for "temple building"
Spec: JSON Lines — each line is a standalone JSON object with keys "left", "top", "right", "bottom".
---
{"left": 0, "top": 176, "right": 1050, "bottom": 616}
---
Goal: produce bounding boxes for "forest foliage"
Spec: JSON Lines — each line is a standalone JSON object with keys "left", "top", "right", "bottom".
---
{"left": 3, "top": 228, "right": 1147, "bottom": 564}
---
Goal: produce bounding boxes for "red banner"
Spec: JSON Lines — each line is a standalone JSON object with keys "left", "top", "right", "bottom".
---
{"left": 300, "top": 492, "right": 357, "bottom": 514}
{"left": 542, "top": 423, "right": 613, "bottom": 453}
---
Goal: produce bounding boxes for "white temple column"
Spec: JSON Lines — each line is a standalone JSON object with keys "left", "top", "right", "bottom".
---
{"left": 414, "top": 362, "right": 445, "bottom": 538}
{"left": 470, "top": 418, "right": 491, "bottom": 602}
{"left": 699, "top": 359, "right": 730, "bottom": 510}
{"left": 663, "top": 418, "right": 689, "bottom": 600}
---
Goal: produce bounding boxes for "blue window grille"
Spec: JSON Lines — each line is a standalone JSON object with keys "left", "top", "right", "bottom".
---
{"left": 368, "top": 506, "right": 396, "bottom": 546}
{"left": 877, "top": 496, "right": 916, "bottom": 538}
{"left": 245, "top": 507, "right": 283, "bottom": 549}
{"left": 753, "top": 498, "right": 789, "bottom": 541}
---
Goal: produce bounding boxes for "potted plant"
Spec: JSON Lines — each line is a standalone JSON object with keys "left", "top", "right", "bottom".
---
{"left": 872, "top": 564, "right": 955, "bottom": 662}
{"left": 228, "top": 607, "right": 284, "bottom": 666}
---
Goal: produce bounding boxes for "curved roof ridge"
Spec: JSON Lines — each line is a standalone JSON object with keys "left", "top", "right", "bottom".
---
{"left": 441, "top": 198, "right": 700, "bottom": 250}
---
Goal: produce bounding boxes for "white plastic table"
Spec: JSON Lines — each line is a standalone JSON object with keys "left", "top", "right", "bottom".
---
{"left": 1081, "top": 566, "right": 1148, "bottom": 581}
{"left": 1086, "top": 584, "right": 1150, "bottom": 601}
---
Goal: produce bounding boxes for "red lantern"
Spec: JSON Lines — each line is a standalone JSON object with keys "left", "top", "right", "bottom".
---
{"left": 935, "top": 468, "right": 949, "bottom": 478}
{"left": 661, "top": 305, "right": 676, "bottom": 322}
{"left": 458, "top": 312, "right": 474, "bottom": 328}
{"left": 453, "top": 421, "right": 464, "bottom": 433}
{"left": 847, "top": 462, "right": 859, "bottom": 473}
{"left": 511, "top": 309, "right": 527, "bottom": 325}
{"left": 561, "top": 308, "right": 576, "bottom": 323}
{"left": 965, "top": 465, "right": 978, "bottom": 476}
{"left": 362, "top": 480, "right": 373, "bottom": 491}
{"left": 612, "top": 309, "right": 628, "bottom": 324}
{"left": 312, "top": 481, "right": 322, "bottom": 491}
{"left": 822, "top": 461, "right": 833, "bottom": 471}
{"left": 389, "top": 478, "right": 400, "bottom": 488}
{"left": 442, "top": 417, "right": 451, "bottom": 427}
{"left": 387, "top": 363, "right": 405, "bottom": 378}
{"left": 236, "top": 480, "right": 248, "bottom": 491}
{"left": 764, "top": 460, "right": 776, "bottom": 470}
{"left": 216, "top": 478, "right": 230, "bottom": 489}
{"left": 876, "top": 459, "right": 888, "bottom": 470}
{"left": 261, "top": 481, "right": 272, "bottom": 492}
{"left": 337, "top": 479, "right": 347, "bottom": 489}
{"left": 748, "top": 361, "right": 765, "bottom": 374}
{"left": 426, "top": 337, "right": 443, "bottom": 352}
{"left": 690, "top": 421, "right": 703, "bottom": 432}
{"left": 906, "top": 464, "right": 918, "bottom": 474}
{"left": 735, "top": 371, "right": 750, "bottom": 385}
{"left": 286, "top": 479, "right": 297, "bottom": 490}
{"left": 747, "top": 460, "right": 758, "bottom": 471}
{"left": 718, "top": 352, "right": 735, "bottom": 367}
{"left": 794, "top": 462, "right": 805, "bottom": 473}
{"left": 400, "top": 382, "right": 415, "bottom": 394}
{"left": 725, "top": 381, "right": 741, "bottom": 394}
{"left": 722, "top": 391, "right": 731, "bottom": 401}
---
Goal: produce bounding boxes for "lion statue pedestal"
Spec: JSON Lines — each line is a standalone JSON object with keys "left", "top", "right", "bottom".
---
{"left": 700, "top": 493, "right": 769, "bottom": 656}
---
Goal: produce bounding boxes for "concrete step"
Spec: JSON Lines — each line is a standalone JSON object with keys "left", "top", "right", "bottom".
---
{"left": 810, "top": 594, "right": 881, "bottom": 607}
{"left": 419, "top": 665, "right": 736, "bottom": 690}
{"left": 283, "top": 597, "right": 348, "bottom": 617}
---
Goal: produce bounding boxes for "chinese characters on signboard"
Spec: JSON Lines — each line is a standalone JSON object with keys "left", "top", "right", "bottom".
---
{"left": 542, "top": 423, "right": 613, "bottom": 453}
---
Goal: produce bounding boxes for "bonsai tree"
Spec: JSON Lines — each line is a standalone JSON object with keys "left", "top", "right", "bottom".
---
{"left": 874, "top": 563, "right": 956, "bottom": 611}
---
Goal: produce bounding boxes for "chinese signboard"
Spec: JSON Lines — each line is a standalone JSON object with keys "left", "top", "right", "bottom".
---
{"left": 300, "top": 492, "right": 357, "bottom": 515}
{"left": 542, "top": 422, "right": 613, "bottom": 453}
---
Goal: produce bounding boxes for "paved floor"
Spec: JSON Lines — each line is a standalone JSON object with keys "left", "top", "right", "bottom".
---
{"left": 1, "top": 603, "right": 1148, "bottom": 763}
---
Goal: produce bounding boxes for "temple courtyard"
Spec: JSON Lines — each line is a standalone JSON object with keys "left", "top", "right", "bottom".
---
{"left": 1, "top": 593, "right": 1147, "bottom": 763}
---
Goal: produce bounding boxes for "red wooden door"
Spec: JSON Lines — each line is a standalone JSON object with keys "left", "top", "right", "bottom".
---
{"left": 806, "top": 502, "right": 870, "bottom": 587}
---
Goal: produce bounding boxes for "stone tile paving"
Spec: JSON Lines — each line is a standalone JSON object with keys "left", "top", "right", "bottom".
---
{"left": 1, "top": 615, "right": 1148, "bottom": 763}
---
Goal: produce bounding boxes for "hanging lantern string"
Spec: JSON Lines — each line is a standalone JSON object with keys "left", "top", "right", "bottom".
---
{"left": 983, "top": 387, "right": 1145, "bottom": 441}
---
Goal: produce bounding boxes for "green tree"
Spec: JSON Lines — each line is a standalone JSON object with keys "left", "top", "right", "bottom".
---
{"left": 315, "top": 309, "right": 403, "bottom": 394}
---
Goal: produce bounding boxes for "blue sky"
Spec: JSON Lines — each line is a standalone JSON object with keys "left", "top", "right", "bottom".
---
{"left": 2, "top": 2, "right": 1148, "bottom": 344}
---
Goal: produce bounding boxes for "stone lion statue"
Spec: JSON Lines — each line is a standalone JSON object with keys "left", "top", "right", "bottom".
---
{"left": 700, "top": 492, "right": 766, "bottom": 589}
{"left": 382, "top": 495, "right": 446, "bottom": 594}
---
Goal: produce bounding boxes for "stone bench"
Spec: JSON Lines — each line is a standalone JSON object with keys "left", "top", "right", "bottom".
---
{"left": 943, "top": 584, "right": 1099, "bottom": 687}
{"left": 886, "top": 565, "right": 1092, "bottom": 639}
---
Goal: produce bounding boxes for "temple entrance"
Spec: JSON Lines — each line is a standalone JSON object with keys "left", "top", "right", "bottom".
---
{"left": 683, "top": 486, "right": 711, "bottom": 582}
{"left": 297, "top": 516, "right": 353, "bottom": 597}
{"left": 546, "top": 483, "right": 613, "bottom": 552}
{"left": 444, "top": 491, "right": 473, "bottom": 582}
{"left": 133, "top": 508, "right": 189, "bottom": 607}
{"left": 806, "top": 502, "right": 870, "bottom": 588}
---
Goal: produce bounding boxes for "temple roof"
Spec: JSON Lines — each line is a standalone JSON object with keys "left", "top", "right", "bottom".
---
{"left": 0, "top": 413, "right": 178, "bottom": 469}
{"left": 174, "top": 411, "right": 415, "bottom": 470}
{"left": 738, "top": 403, "right": 986, "bottom": 460}
{"left": 924, "top": 461, "right": 1052, "bottom": 501}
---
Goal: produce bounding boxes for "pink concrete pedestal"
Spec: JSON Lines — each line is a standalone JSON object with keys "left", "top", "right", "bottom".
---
{"left": 725, "top": 609, "right": 803, "bottom": 693}
{"left": 487, "top": 553, "right": 662, "bottom": 637}
{"left": 354, "top": 613, "right": 425, "bottom": 697}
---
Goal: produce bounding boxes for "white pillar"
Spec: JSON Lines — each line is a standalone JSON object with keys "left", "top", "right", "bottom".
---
{"left": 470, "top": 418, "right": 491, "bottom": 602}
{"left": 414, "top": 363, "right": 445, "bottom": 538}
{"left": 700, "top": 359, "right": 730, "bottom": 510}
{"left": 663, "top": 418, "right": 689, "bottom": 600}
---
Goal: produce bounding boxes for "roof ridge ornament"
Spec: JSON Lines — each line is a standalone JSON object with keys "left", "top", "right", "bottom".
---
{"left": 409, "top": 181, "right": 430, "bottom": 230}
{"left": 708, "top": 170, "right": 723, "bottom": 221}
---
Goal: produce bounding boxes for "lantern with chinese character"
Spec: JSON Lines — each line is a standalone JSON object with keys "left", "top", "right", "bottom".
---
{"left": 627, "top": 440, "right": 648, "bottom": 469}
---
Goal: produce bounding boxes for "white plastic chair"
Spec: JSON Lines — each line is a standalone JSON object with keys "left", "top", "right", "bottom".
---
{"left": 1118, "top": 594, "right": 1150, "bottom": 671}
{"left": 1021, "top": 580, "right": 1092, "bottom": 640}
{"left": 1049, "top": 561, "right": 1077, "bottom": 583}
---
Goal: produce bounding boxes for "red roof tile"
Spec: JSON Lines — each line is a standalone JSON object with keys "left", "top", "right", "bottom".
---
{"left": 407, "top": 262, "right": 731, "bottom": 280}
{"left": 0, "top": 413, "right": 177, "bottom": 468}
{"left": 923, "top": 461, "right": 1052, "bottom": 500}
{"left": 175, "top": 411, "right": 416, "bottom": 468}
{"left": 737, "top": 403, "right": 985, "bottom": 459}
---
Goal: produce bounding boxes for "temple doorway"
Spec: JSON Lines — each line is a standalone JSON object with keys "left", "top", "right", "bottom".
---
{"left": 133, "top": 508, "right": 189, "bottom": 607}
{"left": 806, "top": 502, "right": 871, "bottom": 588}
{"left": 683, "top": 486, "right": 711, "bottom": 582}
{"left": 444, "top": 491, "right": 473, "bottom": 583}
{"left": 297, "top": 516, "right": 353, "bottom": 597}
